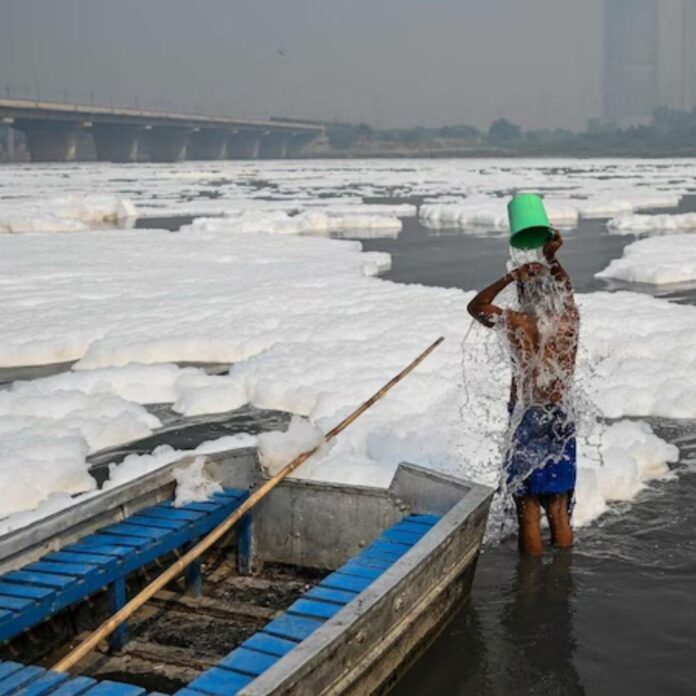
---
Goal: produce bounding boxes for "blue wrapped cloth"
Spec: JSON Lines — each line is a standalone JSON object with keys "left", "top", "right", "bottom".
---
{"left": 505, "top": 404, "right": 576, "bottom": 498}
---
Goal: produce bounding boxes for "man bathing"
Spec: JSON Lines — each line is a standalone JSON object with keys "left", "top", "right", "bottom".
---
{"left": 468, "top": 230, "right": 579, "bottom": 556}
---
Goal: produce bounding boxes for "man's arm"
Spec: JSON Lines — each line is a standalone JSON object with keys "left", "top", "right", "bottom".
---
{"left": 467, "top": 263, "right": 544, "bottom": 328}
{"left": 544, "top": 229, "right": 574, "bottom": 297}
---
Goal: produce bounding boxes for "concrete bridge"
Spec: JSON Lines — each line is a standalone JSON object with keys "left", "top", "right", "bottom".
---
{"left": 0, "top": 98, "right": 324, "bottom": 162}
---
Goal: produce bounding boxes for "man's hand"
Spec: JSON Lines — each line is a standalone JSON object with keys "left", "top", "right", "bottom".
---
{"left": 511, "top": 262, "right": 547, "bottom": 282}
{"left": 543, "top": 229, "right": 563, "bottom": 260}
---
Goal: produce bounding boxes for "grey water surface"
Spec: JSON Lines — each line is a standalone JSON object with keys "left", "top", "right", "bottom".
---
{"left": 345, "top": 200, "right": 696, "bottom": 696}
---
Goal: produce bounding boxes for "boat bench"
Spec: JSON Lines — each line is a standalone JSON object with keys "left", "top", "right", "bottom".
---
{"left": 0, "top": 489, "right": 251, "bottom": 650}
{"left": 179, "top": 513, "right": 442, "bottom": 696}
{"left": 0, "top": 659, "right": 167, "bottom": 696}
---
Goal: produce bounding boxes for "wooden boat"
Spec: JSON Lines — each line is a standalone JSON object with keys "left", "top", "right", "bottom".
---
{"left": 0, "top": 445, "right": 492, "bottom": 695}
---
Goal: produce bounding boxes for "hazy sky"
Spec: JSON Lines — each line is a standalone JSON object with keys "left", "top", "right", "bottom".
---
{"left": 0, "top": 0, "right": 605, "bottom": 129}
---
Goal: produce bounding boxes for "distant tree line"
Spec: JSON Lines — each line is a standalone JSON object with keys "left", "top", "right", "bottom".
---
{"left": 325, "top": 107, "right": 696, "bottom": 156}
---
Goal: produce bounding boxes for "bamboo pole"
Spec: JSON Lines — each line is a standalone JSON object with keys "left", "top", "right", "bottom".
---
{"left": 53, "top": 336, "right": 445, "bottom": 673}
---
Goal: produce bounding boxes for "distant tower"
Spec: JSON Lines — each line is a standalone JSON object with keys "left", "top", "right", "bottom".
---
{"left": 682, "top": 1, "right": 696, "bottom": 110}
{"left": 604, "top": 0, "right": 659, "bottom": 125}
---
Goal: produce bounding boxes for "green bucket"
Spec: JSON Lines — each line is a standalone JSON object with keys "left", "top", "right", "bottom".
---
{"left": 507, "top": 193, "right": 553, "bottom": 250}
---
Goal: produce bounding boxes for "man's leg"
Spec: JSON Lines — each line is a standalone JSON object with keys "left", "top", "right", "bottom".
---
{"left": 542, "top": 493, "right": 573, "bottom": 548}
{"left": 514, "top": 495, "right": 543, "bottom": 556}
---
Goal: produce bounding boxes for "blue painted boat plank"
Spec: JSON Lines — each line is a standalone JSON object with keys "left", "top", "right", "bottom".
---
{"left": 350, "top": 554, "right": 394, "bottom": 571}
{"left": 242, "top": 633, "right": 297, "bottom": 658}
{"left": 320, "top": 572, "right": 374, "bottom": 593}
{"left": 44, "top": 552, "right": 117, "bottom": 570}
{"left": 392, "top": 521, "right": 430, "bottom": 536}
{"left": 64, "top": 544, "right": 132, "bottom": 559}
{"left": 159, "top": 501, "right": 220, "bottom": 513}
{"left": 0, "top": 663, "right": 23, "bottom": 681}
{"left": 25, "top": 562, "right": 101, "bottom": 579}
{"left": 304, "top": 586, "right": 359, "bottom": 606}
{"left": 125, "top": 515, "right": 188, "bottom": 531}
{"left": 382, "top": 528, "right": 424, "bottom": 545}
{"left": 262, "top": 614, "right": 324, "bottom": 642}
{"left": 173, "top": 689, "right": 210, "bottom": 696}
{"left": 48, "top": 677, "right": 97, "bottom": 696}
{"left": 219, "top": 647, "right": 278, "bottom": 676}
{"left": 0, "top": 594, "right": 35, "bottom": 612}
{"left": 365, "top": 540, "right": 411, "bottom": 558}
{"left": 188, "top": 667, "right": 253, "bottom": 696}
{"left": 82, "top": 681, "right": 146, "bottom": 696}
{"left": 76, "top": 534, "right": 149, "bottom": 549}
{"left": 12, "top": 671, "right": 69, "bottom": 696}
{"left": 137, "top": 507, "right": 204, "bottom": 522}
{"left": 288, "top": 599, "right": 342, "bottom": 620}
{"left": 403, "top": 513, "right": 440, "bottom": 527}
{"left": 0, "top": 610, "right": 13, "bottom": 626}
{"left": 0, "top": 582, "right": 54, "bottom": 601}
{"left": 3, "top": 570, "right": 77, "bottom": 590}
{"left": 99, "top": 523, "right": 170, "bottom": 541}
{"left": 334, "top": 561, "right": 383, "bottom": 581}
{"left": 0, "top": 665, "right": 45, "bottom": 696}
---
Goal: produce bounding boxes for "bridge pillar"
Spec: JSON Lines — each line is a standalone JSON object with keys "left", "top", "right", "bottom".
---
{"left": 16, "top": 121, "right": 80, "bottom": 162}
{"left": 146, "top": 126, "right": 191, "bottom": 162}
{"left": 227, "top": 131, "right": 261, "bottom": 159}
{"left": 259, "top": 132, "right": 289, "bottom": 159}
{"left": 287, "top": 132, "right": 315, "bottom": 158}
{"left": 92, "top": 124, "right": 142, "bottom": 162}
{"left": 2, "top": 121, "right": 15, "bottom": 162}
{"left": 189, "top": 129, "right": 228, "bottom": 160}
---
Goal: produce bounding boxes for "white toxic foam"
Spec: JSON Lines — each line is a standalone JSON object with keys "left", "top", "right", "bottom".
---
{"left": 597, "top": 234, "right": 696, "bottom": 285}
{"left": 608, "top": 212, "right": 696, "bottom": 234}
{"left": 0, "top": 194, "right": 137, "bottom": 234}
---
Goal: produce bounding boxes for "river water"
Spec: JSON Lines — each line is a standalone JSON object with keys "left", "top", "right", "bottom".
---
{"left": 345, "top": 202, "right": 696, "bottom": 696}
{"left": 3, "top": 181, "right": 694, "bottom": 694}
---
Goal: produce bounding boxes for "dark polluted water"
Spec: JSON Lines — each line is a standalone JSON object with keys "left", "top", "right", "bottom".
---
{"left": 340, "top": 202, "right": 696, "bottom": 695}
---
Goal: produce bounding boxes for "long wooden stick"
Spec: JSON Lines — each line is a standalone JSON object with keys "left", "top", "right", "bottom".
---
{"left": 53, "top": 336, "right": 444, "bottom": 673}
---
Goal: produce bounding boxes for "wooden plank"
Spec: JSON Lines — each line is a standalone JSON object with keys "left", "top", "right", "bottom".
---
{"left": 12, "top": 671, "right": 68, "bottom": 696}
{"left": 403, "top": 513, "right": 440, "bottom": 527}
{"left": 188, "top": 667, "right": 253, "bottom": 696}
{"left": 81, "top": 681, "right": 146, "bottom": 696}
{"left": 152, "top": 590, "right": 276, "bottom": 622}
{"left": 124, "top": 515, "right": 187, "bottom": 531}
{"left": 382, "top": 528, "right": 424, "bottom": 545}
{"left": 76, "top": 534, "right": 149, "bottom": 549}
{"left": 392, "top": 521, "right": 430, "bottom": 536}
{"left": 25, "top": 562, "right": 101, "bottom": 579}
{"left": 348, "top": 554, "right": 394, "bottom": 571}
{"left": 136, "top": 508, "right": 204, "bottom": 523}
{"left": 287, "top": 599, "right": 342, "bottom": 621}
{"left": 304, "top": 586, "right": 358, "bottom": 606}
{"left": 365, "top": 540, "right": 411, "bottom": 557}
{"left": 0, "top": 582, "right": 54, "bottom": 601}
{"left": 44, "top": 552, "right": 117, "bottom": 570}
{"left": 0, "top": 611, "right": 14, "bottom": 626}
{"left": 262, "top": 614, "right": 324, "bottom": 642}
{"left": 3, "top": 570, "right": 77, "bottom": 590}
{"left": 241, "top": 633, "right": 297, "bottom": 658}
{"left": 98, "top": 524, "right": 170, "bottom": 541}
{"left": 48, "top": 677, "right": 97, "bottom": 696}
{"left": 0, "top": 594, "right": 35, "bottom": 612}
{"left": 219, "top": 647, "right": 278, "bottom": 676}
{"left": 0, "top": 666, "right": 45, "bottom": 696}
{"left": 64, "top": 544, "right": 132, "bottom": 559}
{"left": 334, "top": 562, "right": 383, "bottom": 581}
{"left": 320, "top": 572, "right": 374, "bottom": 593}
{"left": 0, "top": 663, "right": 23, "bottom": 681}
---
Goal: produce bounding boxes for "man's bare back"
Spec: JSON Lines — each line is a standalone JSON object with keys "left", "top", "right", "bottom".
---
{"left": 467, "top": 230, "right": 578, "bottom": 556}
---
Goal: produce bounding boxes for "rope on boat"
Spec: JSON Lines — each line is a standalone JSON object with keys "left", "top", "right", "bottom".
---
{"left": 53, "top": 335, "right": 445, "bottom": 673}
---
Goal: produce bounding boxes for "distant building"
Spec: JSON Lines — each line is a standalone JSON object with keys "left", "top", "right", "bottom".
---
{"left": 604, "top": 0, "right": 659, "bottom": 125}
{"left": 682, "top": 0, "right": 696, "bottom": 110}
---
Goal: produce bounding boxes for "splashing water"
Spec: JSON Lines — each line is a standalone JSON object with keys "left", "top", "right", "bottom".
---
{"left": 458, "top": 247, "right": 606, "bottom": 542}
